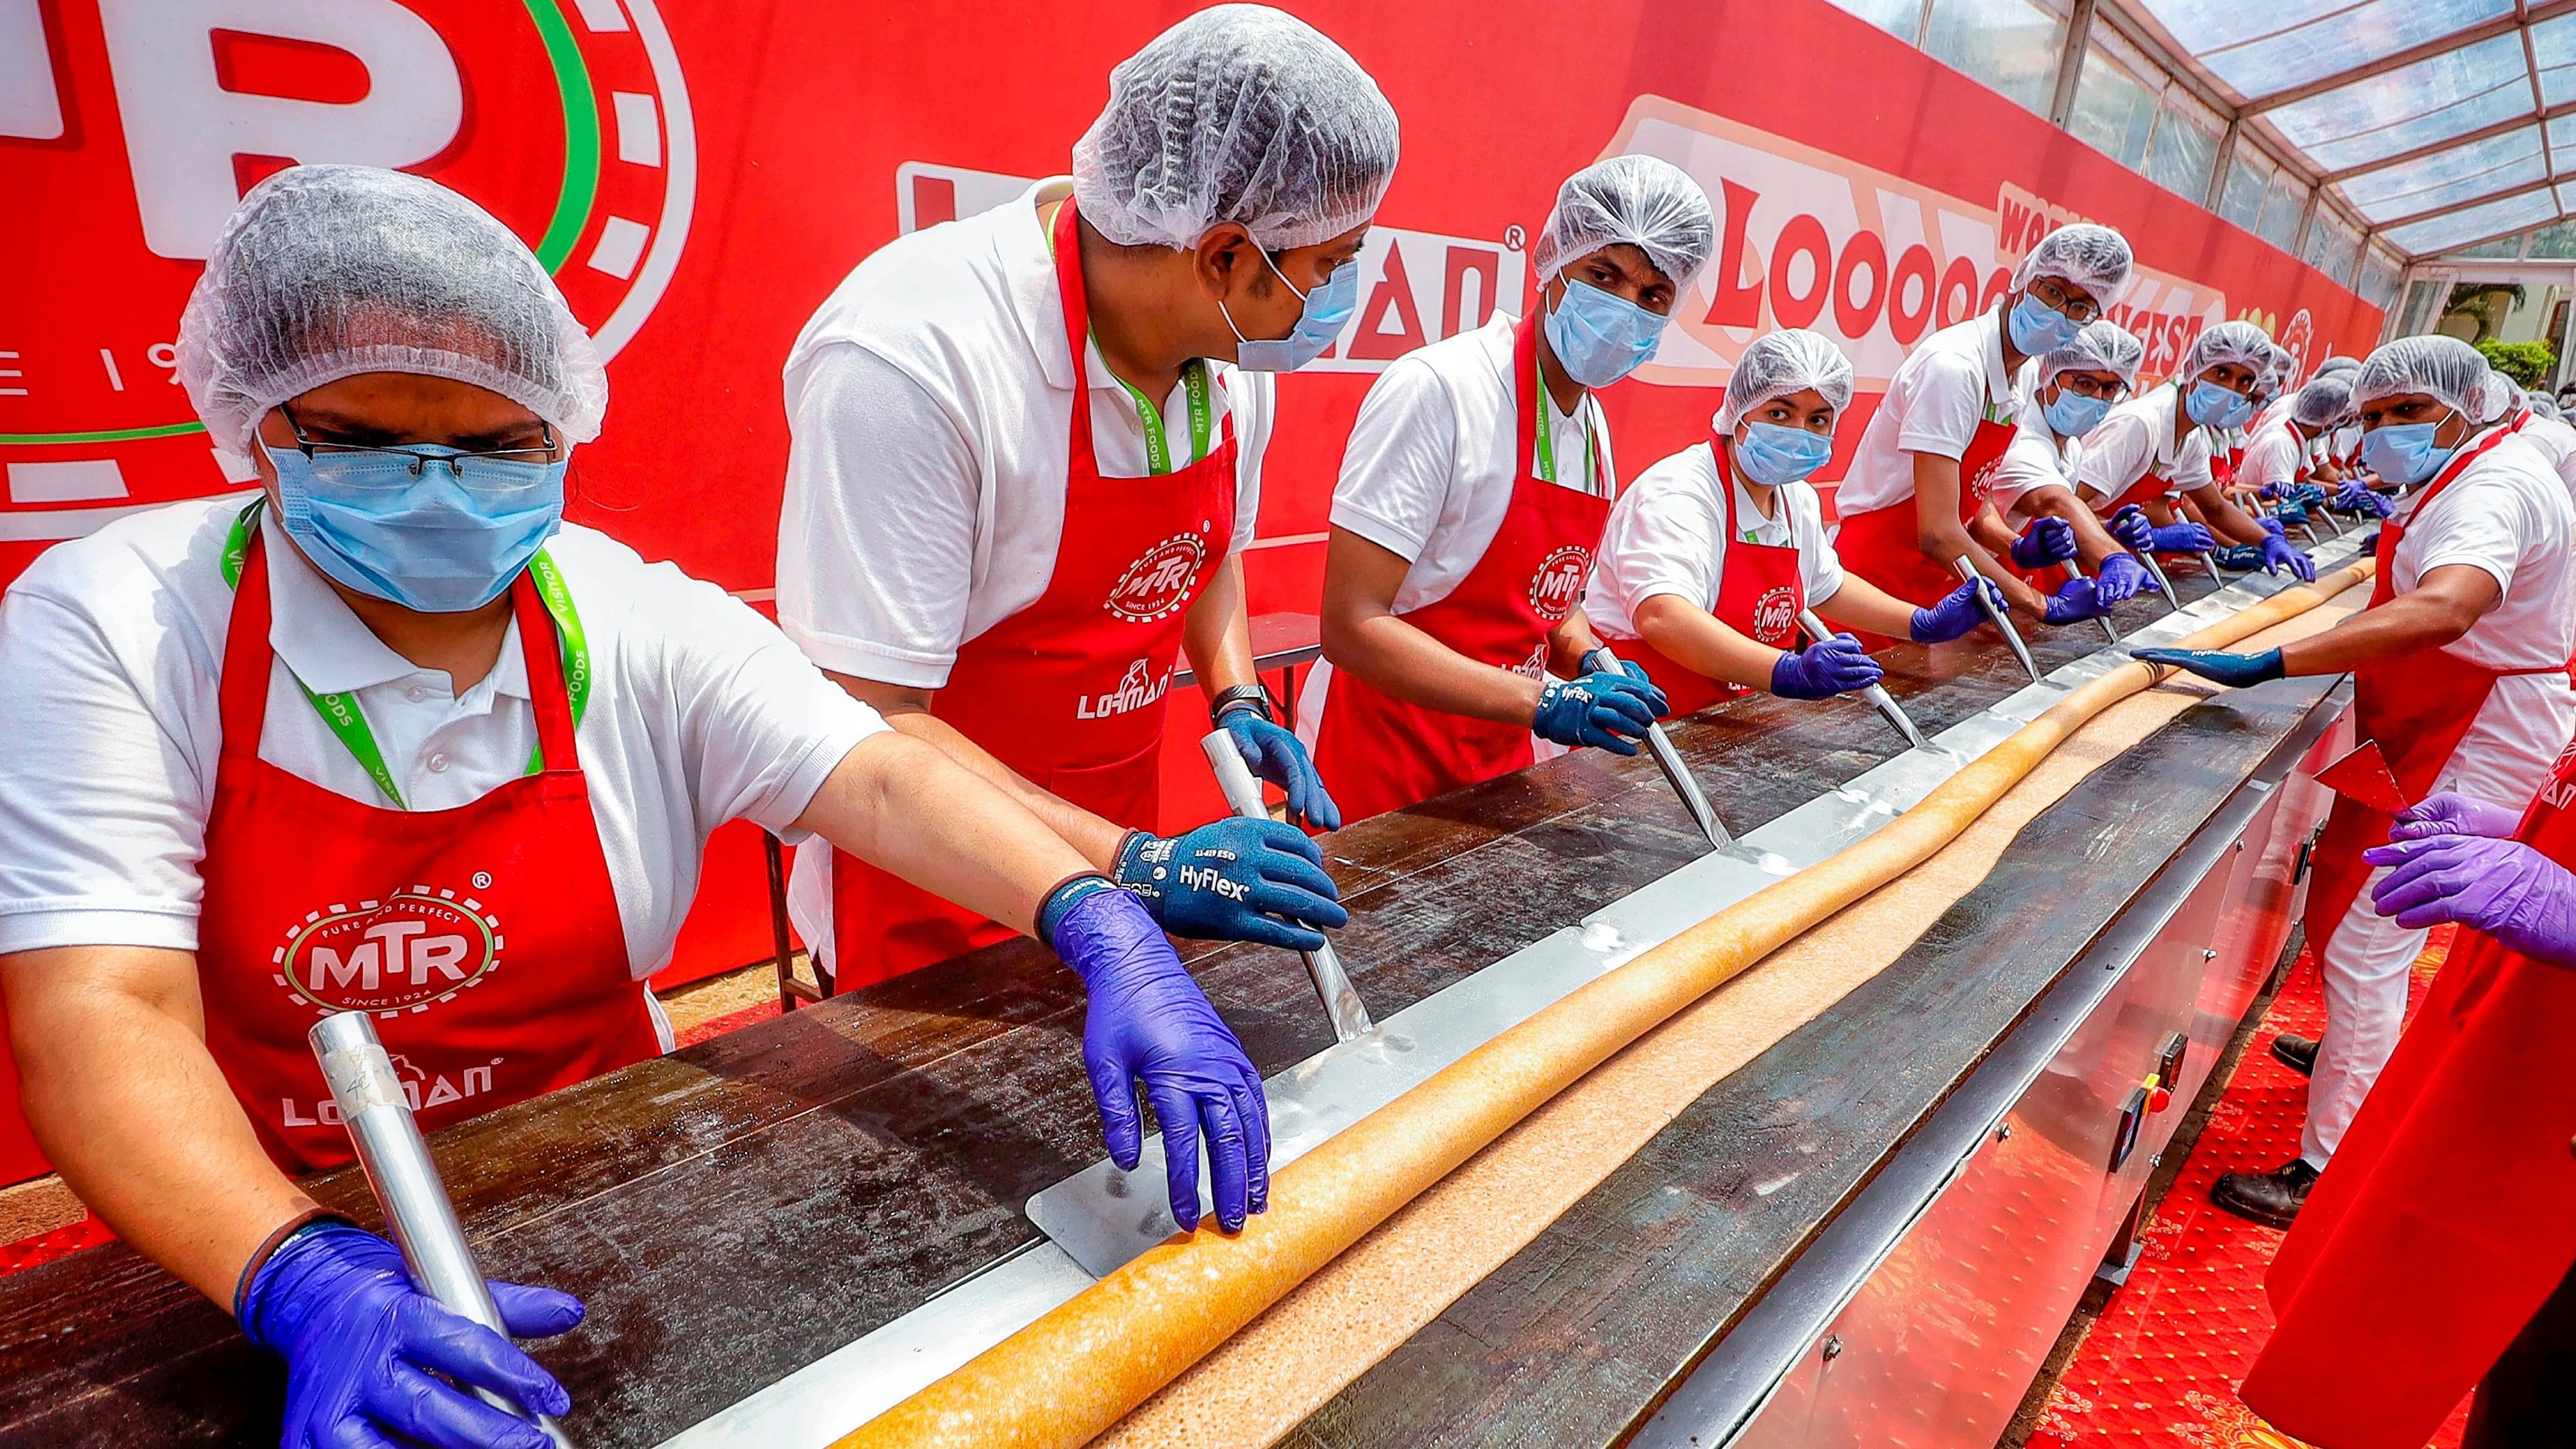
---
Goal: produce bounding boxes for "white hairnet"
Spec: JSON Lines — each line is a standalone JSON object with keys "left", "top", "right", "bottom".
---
{"left": 1531, "top": 155, "right": 1716, "bottom": 289}
{"left": 2182, "top": 319, "right": 2274, "bottom": 380}
{"left": 2533, "top": 395, "right": 2563, "bottom": 420}
{"left": 2038, "top": 319, "right": 2144, "bottom": 389}
{"left": 2353, "top": 335, "right": 2494, "bottom": 419}
{"left": 2315, "top": 354, "right": 2362, "bottom": 376}
{"left": 2476, "top": 370, "right": 2515, "bottom": 426}
{"left": 2011, "top": 222, "right": 2133, "bottom": 301}
{"left": 1715, "top": 329, "right": 1853, "bottom": 432}
{"left": 1071, "top": 5, "right": 1398, "bottom": 250}
{"left": 2290, "top": 374, "right": 2353, "bottom": 430}
{"left": 176, "top": 165, "right": 605, "bottom": 454}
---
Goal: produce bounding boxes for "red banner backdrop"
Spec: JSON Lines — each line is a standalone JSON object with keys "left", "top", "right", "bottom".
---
{"left": 2, "top": 0, "right": 2379, "bottom": 1184}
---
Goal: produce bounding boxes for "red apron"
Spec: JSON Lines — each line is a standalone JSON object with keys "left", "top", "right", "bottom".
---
{"left": 2243, "top": 735, "right": 2576, "bottom": 1449}
{"left": 826, "top": 196, "right": 1236, "bottom": 987}
{"left": 2298, "top": 426, "right": 2557, "bottom": 960}
{"left": 1617, "top": 439, "right": 1804, "bottom": 717}
{"left": 198, "top": 534, "right": 657, "bottom": 1174}
{"left": 1310, "top": 311, "right": 1613, "bottom": 822}
{"left": 1834, "top": 400, "right": 2014, "bottom": 642}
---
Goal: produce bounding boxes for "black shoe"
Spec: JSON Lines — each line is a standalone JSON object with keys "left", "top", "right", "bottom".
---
{"left": 2212, "top": 1158, "right": 2320, "bottom": 1229}
{"left": 2271, "top": 1033, "right": 2318, "bottom": 1076}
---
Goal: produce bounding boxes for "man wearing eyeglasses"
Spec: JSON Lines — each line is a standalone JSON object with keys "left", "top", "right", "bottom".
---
{"left": 1830, "top": 224, "right": 2142, "bottom": 642}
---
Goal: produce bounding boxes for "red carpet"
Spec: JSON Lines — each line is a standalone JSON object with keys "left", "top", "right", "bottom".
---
{"left": 2027, "top": 928, "right": 2471, "bottom": 1449}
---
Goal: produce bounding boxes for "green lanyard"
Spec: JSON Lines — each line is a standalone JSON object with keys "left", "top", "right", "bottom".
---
{"left": 221, "top": 503, "right": 590, "bottom": 809}
{"left": 1045, "top": 205, "right": 1216, "bottom": 475}
{"left": 1531, "top": 348, "right": 1601, "bottom": 495}
{"left": 1108, "top": 362, "right": 1214, "bottom": 475}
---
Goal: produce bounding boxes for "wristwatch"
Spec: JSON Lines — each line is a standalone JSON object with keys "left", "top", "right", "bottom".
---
{"left": 1209, "top": 683, "right": 1275, "bottom": 726}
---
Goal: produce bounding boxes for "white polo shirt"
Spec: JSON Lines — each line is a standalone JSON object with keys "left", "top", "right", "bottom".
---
{"left": 2077, "top": 384, "right": 2213, "bottom": 505}
{"left": 1329, "top": 311, "right": 1615, "bottom": 613}
{"left": 776, "top": 177, "right": 1271, "bottom": 690}
{"left": 2388, "top": 430, "right": 2576, "bottom": 800}
{"left": 1988, "top": 371, "right": 2090, "bottom": 517}
{"left": 2515, "top": 412, "right": 2576, "bottom": 496}
{"left": 1585, "top": 441, "right": 1843, "bottom": 640}
{"left": 1836, "top": 309, "right": 2020, "bottom": 516}
{"left": 2238, "top": 418, "right": 2311, "bottom": 493}
{"left": 0, "top": 497, "right": 885, "bottom": 988}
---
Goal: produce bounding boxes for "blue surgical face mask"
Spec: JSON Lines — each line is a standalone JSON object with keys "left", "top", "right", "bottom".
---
{"left": 2186, "top": 378, "right": 2255, "bottom": 430}
{"left": 1731, "top": 420, "right": 1834, "bottom": 487}
{"left": 2042, "top": 387, "right": 2111, "bottom": 439}
{"left": 1545, "top": 276, "right": 1670, "bottom": 387}
{"left": 263, "top": 438, "right": 567, "bottom": 612}
{"left": 2007, "top": 291, "right": 2082, "bottom": 356}
{"left": 1225, "top": 248, "right": 1358, "bottom": 373}
{"left": 2360, "top": 417, "right": 2459, "bottom": 487}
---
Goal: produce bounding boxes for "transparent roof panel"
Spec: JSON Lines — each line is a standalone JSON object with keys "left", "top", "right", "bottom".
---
{"left": 2532, "top": 12, "right": 2576, "bottom": 105}
{"left": 2132, "top": 0, "right": 2514, "bottom": 100}
{"left": 2267, "top": 34, "right": 2535, "bottom": 174}
{"left": 2384, "top": 186, "right": 2558, "bottom": 254}
{"left": 2335, "top": 125, "right": 2544, "bottom": 223}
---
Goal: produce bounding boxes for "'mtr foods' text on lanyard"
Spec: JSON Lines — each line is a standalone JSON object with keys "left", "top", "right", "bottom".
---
{"left": 1531, "top": 342, "right": 1605, "bottom": 497}
{"left": 221, "top": 501, "right": 590, "bottom": 809}
{"left": 1044, "top": 205, "right": 1216, "bottom": 478}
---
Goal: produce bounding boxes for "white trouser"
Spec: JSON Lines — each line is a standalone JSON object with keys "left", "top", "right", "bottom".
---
{"left": 2302, "top": 878, "right": 2429, "bottom": 1167}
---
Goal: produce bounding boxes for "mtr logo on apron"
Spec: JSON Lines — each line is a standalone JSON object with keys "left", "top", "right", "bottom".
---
{"left": 1105, "top": 532, "right": 1210, "bottom": 623}
{"left": 1528, "top": 545, "right": 1593, "bottom": 623}
{"left": 273, "top": 887, "right": 504, "bottom": 1017}
{"left": 1751, "top": 584, "right": 1801, "bottom": 644}
{"left": 2, "top": 1, "right": 695, "bottom": 552}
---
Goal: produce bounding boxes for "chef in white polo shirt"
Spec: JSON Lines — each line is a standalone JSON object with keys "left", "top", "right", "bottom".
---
{"left": 2076, "top": 320, "right": 2316, "bottom": 582}
{"left": 0, "top": 168, "right": 1276, "bottom": 1449}
{"left": 1986, "top": 319, "right": 2157, "bottom": 603}
{"left": 778, "top": 6, "right": 1394, "bottom": 989}
{"left": 1298, "top": 157, "right": 1712, "bottom": 822}
{"left": 1832, "top": 224, "right": 2138, "bottom": 643}
{"left": 1584, "top": 329, "right": 2001, "bottom": 711}
{"left": 2138, "top": 335, "right": 2576, "bottom": 1230}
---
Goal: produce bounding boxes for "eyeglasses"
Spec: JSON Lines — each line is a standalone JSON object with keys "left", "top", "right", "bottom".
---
{"left": 2029, "top": 276, "right": 2103, "bottom": 326}
{"left": 280, "top": 404, "right": 560, "bottom": 479}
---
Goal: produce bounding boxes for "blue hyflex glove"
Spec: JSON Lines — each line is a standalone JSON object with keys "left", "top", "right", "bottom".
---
{"left": 240, "top": 1222, "right": 578, "bottom": 1449}
{"left": 1533, "top": 669, "right": 1667, "bottom": 753}
{"left": 2260, "top": 533, "right": 2316, "bottom": 581}
{"left": 2043, "top": 575, "right": 2113, "bottom": 625}
{"left": 2093, "top": 552, "right": 2149, "bottom": 605}
{"left": 1910, "top": 577, "right": 2002, "bottom": 644}
{"left": 2211, "top": 543, "right": 2267, "bottom": 571}
{"left": 2363, "top": 834, "right": 2576, "bottom": 969}
{"left": 2150, "top": 519, "right": 2216, "bottom": 553}
{"left": 1215, "top": 703, "right": 1340, "bottom": 831}
{"left": 1048, "top": 884, "right": 1269, "bottom": 1231}
{"left": 2389, "top": 790, "right": 2525, "bottom": 842}
{"left": 2333, "top": 482, "right": 2394, "bottom": 519}
{"left": 1113, "top": 817, "right": 1347, "bottom": 952}
{"left": 2107, "top": 505, "right": 2157, "bottom": 554}
{"left": 2010, "top": 515, "right": 2077, "bottom": 571}
{"left": 2293, "top": 482, "right": 2330, "bottom": 510}
{"left": 2268, "top": 503, "right": 2311, "bottom": 531}
{"left": 1770, "top": 633, "right": 1884, "bottom": 700}
{"left": 2131, "top": 646, "right": 2285, "bottom": 688}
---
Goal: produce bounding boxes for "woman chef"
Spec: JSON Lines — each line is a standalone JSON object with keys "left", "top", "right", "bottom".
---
{"left": 0, "top": 168, "right": 1271, "bottom": 1449}
{"left": 1583, "top": 329, "right": 2003, "bottom": 709}
{"left": 2237, "top": 769, "right": 2576, "bottom": 1448}
{"left": 2075, "top": 321, "right": 2317, "bottom": 583}
{"left": 2137, "top": 336, "right": 2575, "bottom": 1230}
{"left": 777, "top": 5, "right": 1394, "bottom": 988}
{"left": 1831, "top": 224, "right": 2140, "bottom": 636}
{"left": 1297, "top": 157, "right": 1713, "bottom": 822}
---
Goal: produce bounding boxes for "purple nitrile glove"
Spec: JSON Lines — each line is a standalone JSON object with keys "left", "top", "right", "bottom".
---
{"left": 2150, "top": 519, "right": 2216, "bottom": 553}
{"left": 1910, "top": 577, "right": 2001, "bottom": 644}
{"left": 1052, "top": 885, "right": 1271, "bottom": 1231}
{"left": 2389, "top": 790, "right": 2525, "bottom": 841}
{"left": 2093, "top": 552, "right": 2148, "bottom": 605}
{"left": 2363, "top": 834, "right": 2576, "bottom": 969}
{"left": 1533, "top": 670, "right": 1667, "bottom": 753}
{"left": 2043, "top": 575, "right": 2112, "bottom": 625}
{"left": 2260, "top": 533, "right": 2316, "bottom": 581}
{"left": 2334, "top": 482, "right": 2393, "bottom": 519}
{"left": 2356, "top": 530, "right": 2380, "bottom": 556}
{"left": 2108, "top": 505, "right": 2156, "bottom": 553}
{"left": 1217, "top": 706, "right": 1341, "bottom": 831}
{"left": 1770, "top": 633, "right": 1884, "bottom": 700}
{"left": 2258, "top": 482, "right": 2286, "bottom": 501}
{"left": 2010, "top": 515, "right": 2077, "bottom": 571}
{"left": 240, "top": 1223, "right": 578, "bottom": 1449}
